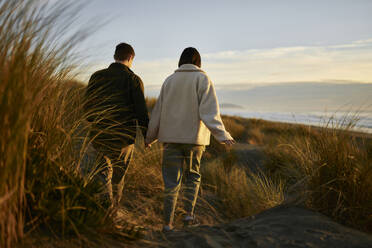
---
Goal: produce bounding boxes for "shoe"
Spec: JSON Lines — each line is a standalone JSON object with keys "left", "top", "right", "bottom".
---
{"left": 183, "top": 216, "right": 200, "bottom": 228}
{"left": 162, "top": 225, "right": 174, "bottom": 233}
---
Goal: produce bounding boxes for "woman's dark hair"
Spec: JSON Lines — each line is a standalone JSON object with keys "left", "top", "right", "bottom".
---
{"left": 178, "top": 47, "right": 201, "bottom": 68}
{"left": 114, "top": 43, "right": 135, "bottom": 61}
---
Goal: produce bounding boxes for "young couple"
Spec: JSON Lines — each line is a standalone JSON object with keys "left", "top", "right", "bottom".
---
{"left": 85, "top": 43, "right": 235, "bottom": 232}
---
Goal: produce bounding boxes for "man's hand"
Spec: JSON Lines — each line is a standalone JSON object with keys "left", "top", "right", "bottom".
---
{"left": 222, "top": 139, "right": 236, "bottom": 146}
{"left": 145, "top": 142, "right": 152, "bottom": 149}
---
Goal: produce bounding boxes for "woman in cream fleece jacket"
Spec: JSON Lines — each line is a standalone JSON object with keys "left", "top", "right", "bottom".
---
{"left": 145, "top": 47, "right": 235, "bottom": 231}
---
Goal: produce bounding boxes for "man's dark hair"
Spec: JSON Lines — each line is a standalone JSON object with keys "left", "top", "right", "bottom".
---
{"left": 178, "top": 47, "right": 201, "bottom": 68}
{"left": 114, "top": 43, "right": 135, "bottom": 61}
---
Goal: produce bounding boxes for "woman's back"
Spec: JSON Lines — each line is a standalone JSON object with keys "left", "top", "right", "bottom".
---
{"left": 147, "top": 63, "right": 232, "bottom": 145}
{"left": 158, "top": 64, "right": 210, "bottom": 144}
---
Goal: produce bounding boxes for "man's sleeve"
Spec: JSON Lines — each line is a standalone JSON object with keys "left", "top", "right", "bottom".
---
{"left": 84, "top": 73, "right": 98, "bottom": 122}
{"left": 145, "top": 84, "right": 164, "bottom": 144}
{"left": 198, "top": 76, "right": 233, "bottom": 142}
{"left": 131, "top": 75, "right": 150, "bottom": 137}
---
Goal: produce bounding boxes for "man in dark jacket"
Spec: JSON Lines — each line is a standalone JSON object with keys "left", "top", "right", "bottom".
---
{"left": 85, "top": 43, "right": 149, "bottom": 206}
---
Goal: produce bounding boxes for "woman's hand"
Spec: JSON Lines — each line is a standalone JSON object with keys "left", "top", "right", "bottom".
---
{"left": 145, "top": 139, "right": 157, "bottom": 149}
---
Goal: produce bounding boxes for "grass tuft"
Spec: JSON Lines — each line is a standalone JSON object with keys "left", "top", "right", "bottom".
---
{"left": 202, "top": 159, "right": 285, "bottom": 219}
{"left": 264, "top": 115, "right": 372, "bottom": 232}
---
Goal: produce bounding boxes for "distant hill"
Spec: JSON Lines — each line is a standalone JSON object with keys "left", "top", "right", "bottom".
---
{"left": 216, "top": 82, "right": 372, "bottom": 113}
{"left": 220, "top": 103, "right": 245, "bottom": 109}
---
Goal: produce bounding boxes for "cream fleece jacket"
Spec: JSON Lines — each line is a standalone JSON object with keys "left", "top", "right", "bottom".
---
{"left": 145, "top": 64, "right": 233, "bottom": 145}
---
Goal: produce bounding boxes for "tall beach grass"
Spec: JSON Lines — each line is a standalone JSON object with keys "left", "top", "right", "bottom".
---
{"left": 264, "top": 116, "right": 372, "bottom": 232}
{"left": 0, "top": 1, "right": 112, "bottom": 247}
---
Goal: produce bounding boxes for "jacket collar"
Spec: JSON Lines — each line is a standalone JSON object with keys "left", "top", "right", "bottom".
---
{"left": 175, "top": 64, "right": 204, "bottom": 73}
{"left": 109, "top": 62, "right": 133, "bottom": 72}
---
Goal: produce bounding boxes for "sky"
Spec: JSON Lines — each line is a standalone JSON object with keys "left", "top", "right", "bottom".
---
{"left": 72, "top": 0, "right": 372, "bottom": 90}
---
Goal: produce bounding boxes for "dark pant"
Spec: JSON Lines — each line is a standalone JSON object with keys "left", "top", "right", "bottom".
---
{"left": 162, "top": 143, "right": 205, "bottom": 225}
{"left": 93, "top": 140, "right": 134, "bottom": 207}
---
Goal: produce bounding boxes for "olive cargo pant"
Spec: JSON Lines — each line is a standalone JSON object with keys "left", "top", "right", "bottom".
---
{"left": 162, "top": 143, "right": 205, "bottom": 225}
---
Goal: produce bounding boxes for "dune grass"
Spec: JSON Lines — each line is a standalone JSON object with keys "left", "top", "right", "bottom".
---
{"left": 219, "top": 114, "right": 372, "bottom": 232}
{"left": 264, "top": 117, "right": 372, "bottom": 232}
{"left": 202, "top": 160, "right": 285, "bottom": 219}
{"left": 0, "top": 1, "right": 114, "bottom": 247}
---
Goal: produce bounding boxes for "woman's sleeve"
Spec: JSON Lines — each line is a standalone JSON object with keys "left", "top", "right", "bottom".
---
{"left": 198, "top": 76, "right": 233, "bottom": 142}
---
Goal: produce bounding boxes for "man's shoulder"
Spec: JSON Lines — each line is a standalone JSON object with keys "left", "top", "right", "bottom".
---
{"left": 127, "top": 70, "right": 143, "bottom": 86}
{"left": 90, "top": 65, "right": 143, "bottom": 87}
{"left": 125, "top": 67, "right": 139, "bottom": 79}
{"left": 90, "top": 68, "right": 109, "bottom": 80}
{"left": 129, "top": 71, "right": 141, "bottom": 81}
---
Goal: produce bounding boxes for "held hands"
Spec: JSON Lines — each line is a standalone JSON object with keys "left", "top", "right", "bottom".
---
{"left": 144, "top": 139, "right": 234, "bottom": 148}
{"left": 222, "top": 139, "right": 236, "bottom": 146}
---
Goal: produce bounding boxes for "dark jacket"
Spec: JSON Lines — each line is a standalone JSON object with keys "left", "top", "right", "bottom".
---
{"left": 85, "top": 63, "right": 149, "bottom": 148}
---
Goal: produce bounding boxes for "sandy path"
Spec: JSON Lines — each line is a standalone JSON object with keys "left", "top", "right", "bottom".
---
{"left": 157, "top": 206, "right": 372, "bottom": 248}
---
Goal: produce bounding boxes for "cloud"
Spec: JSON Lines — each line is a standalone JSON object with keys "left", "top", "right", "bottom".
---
{"left": 80, "top": 38, "right": 372, "bottom": 93}
{"left": 199, "top": 39, "right": 372, "bottom": 86}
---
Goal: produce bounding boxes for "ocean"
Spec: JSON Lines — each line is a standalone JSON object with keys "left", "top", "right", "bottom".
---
{"left": 220, "top": 109, "right": 372, "bottom": 133}
{"left": 216, "top": 82, "right": 372, "bottom": 133}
